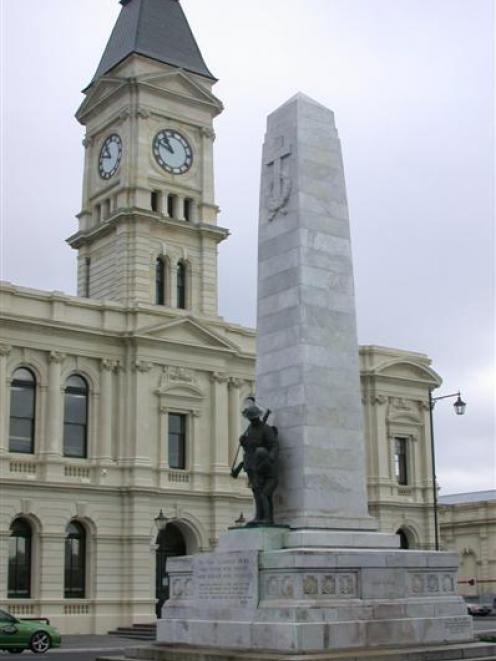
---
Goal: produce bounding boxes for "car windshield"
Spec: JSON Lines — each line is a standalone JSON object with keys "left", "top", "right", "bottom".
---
{"left": 0, "top": 609, "right": 15, "bottom": 622}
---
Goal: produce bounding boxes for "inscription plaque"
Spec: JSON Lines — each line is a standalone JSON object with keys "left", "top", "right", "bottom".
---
{"left": 193, "top": 551, "right": 258, "bottom": 608}
{"left": 444, "top": 617, "right": 472, "bottom": 635}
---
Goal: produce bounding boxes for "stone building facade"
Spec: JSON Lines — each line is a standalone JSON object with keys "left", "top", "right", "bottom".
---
{"left": 440, "top": 491, "right": 496, "bottom": 603}
{"left": 0, "top": 0, "right": 442, "bottom": 635}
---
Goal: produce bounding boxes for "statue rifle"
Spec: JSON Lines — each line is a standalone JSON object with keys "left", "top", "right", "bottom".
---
{"left": 231, "top": 409, "right": 272, "bottom": 472}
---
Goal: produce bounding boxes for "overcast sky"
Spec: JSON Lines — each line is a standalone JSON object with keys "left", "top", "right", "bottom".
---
{"left": 0, "top": 0, "right": 494, "bottom": 495}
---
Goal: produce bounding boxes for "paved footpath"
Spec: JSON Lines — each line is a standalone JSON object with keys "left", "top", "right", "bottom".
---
{"left": 474, "top": 614, "right": 496, "bottom": 636}
{"left": 0, "top": 635, "right": 141, "bottom": 660}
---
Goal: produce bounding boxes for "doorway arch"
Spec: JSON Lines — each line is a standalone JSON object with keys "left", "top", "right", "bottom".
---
{"left": 155, "top": 523, "right": 186, "bottom": 617}
{"left": 396, "top": 528, "right": 410, "bottom": 549}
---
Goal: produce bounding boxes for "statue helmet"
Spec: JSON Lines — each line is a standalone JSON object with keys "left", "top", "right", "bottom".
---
{"left": 243, "top": 404, "right": 263, "bottom": 420}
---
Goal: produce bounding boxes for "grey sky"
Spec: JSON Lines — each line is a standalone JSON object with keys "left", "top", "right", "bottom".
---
{"left": 0, "top": 0, "right": 494, "bottom": 494}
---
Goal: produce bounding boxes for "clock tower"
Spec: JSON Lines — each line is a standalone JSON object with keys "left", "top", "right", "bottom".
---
{"left": 67, "top": 0, "right": 227, "bottom": 316}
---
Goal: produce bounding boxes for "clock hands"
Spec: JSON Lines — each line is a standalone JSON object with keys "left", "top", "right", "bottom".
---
{"left": 102, "top": 145, "right": 112, "bottom": 160}
{"left": 159, "top": 135, "right": 174, "bottom": 154}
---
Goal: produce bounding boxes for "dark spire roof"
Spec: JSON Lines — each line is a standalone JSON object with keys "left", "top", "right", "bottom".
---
{"left": 88, "top": 0, "right": 216, "bottom": 87}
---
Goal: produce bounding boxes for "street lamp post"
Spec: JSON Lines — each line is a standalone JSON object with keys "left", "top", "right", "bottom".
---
{"left": 428, "top": 390, "right": 466, "bottom": 551}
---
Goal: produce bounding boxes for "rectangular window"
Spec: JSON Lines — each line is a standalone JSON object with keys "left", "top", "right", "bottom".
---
{"left": 63, "top": 392, "right": 88, "bottom": 458}
{"left": 84, "top": 257, "right": 91, "bottom": 298}
{"left": 168, "top": 413, "right": 186, "bottom": 470}
{"left": 184, "top": 198, "right": 193, "bottom": 222}
{"left": 151, "top": 190, "right": 161, "bottom": 212}
{"left": 103, "top": 198, "right": 111, "bottom": 219}
{"left": 9, "top": 385, "right": 35, "bottom": 454}
{"left": 167, "top": 194, "right": 175, "bottom": 218}
{"left": 394, "top": 438, "right": 408, "bottom": 485}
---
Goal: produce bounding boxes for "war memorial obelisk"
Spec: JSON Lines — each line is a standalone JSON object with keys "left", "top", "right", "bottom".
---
{"left": 154, "top": 95, "right": 479, "bottom": 658}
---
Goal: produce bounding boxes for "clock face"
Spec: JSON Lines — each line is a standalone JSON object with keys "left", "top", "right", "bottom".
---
{"left": 153, "top": 129, "right": 193, "bottom": 175}
{"left": 98, "top": 134, "right": 122, "bottom": 180}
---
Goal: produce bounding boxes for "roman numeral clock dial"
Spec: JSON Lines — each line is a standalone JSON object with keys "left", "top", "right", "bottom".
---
{"left": 98, "top": 134, "right": 122, "bottom": 180}
{"left": 153, "top": 129, "right": 193, "bottom": 175}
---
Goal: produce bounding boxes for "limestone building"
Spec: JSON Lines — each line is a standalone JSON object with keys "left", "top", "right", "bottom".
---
{"left": 440, "top": 491, "right": 496, "bottom": 603}
{"left": 1, "top": 0, "right": 442, "bottom": 634}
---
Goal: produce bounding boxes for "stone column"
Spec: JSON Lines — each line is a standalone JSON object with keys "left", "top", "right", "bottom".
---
{"left": 189, "top": 199, "right": 198, "bottom": 224}
{"left": 0, "top": 343, "right": 11, "bottom": 455}
{"left": 201, "top": 128, "right": 216, "bottom": 210}
{"left": 189, "top": 409, "right": 201, "bottom": 472}
{"left": 116, "top": 361, "right": 127, "bottom": 462}
{"left": 131, "top": 360, "right": 153, "bottom": 484}
{"left": 256, "top": 94, "right": 375, "bottom": 531}
{"left": 158, "top": 404, "right": 169, "bottom": 470}
{"left": 210, "top": 372, "right": 229, "bottom": 469}
{"left": 45, "top": 351, "right": 65, "bottom": 457}
{"left": 173, "top": 195, "right": 184, "bottom": 221}
{"left": 98, "top": 359, "right": 114, "bottom": 461}
{"left": 227, "top": 378, "right": 243, "bottom": 465}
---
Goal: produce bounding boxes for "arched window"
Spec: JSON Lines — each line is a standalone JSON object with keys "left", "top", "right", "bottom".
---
{"left": 63, "top": 376, "right": 88, "bottom": 458}
{"left": 396, "top": 528, "right": 410, "bottom": 550}
{"left": 177, "top": 261, "right": 186, "bottom": 310}
{"left": 156, "top": 257, "right": 166, "bottom": 305}
{"left": 8, "top": 519, "right": 32, "bottom": 598}
{"left": 64, "top": 522, "right": 86, "bottom": 599}
{"left": 9, "top": 368, "right": 36, "bottom": 454}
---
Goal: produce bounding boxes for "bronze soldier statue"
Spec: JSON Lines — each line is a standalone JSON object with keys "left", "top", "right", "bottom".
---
{"left": 231, "top": 403, "right": 279, "bottom": 525}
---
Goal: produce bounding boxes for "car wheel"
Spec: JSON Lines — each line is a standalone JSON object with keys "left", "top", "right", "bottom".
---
{"left": 29, "top": 631, "right": 51, "bottom": 654}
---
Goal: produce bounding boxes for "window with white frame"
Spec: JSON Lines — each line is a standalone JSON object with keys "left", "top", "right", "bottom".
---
{"left": 9, "top": 368, "right": 36, "bottom": 454}
{"left": 168, "top": 413, "right": 186, "bottom": 469}
{"left": 394, "top": 437, "right": 408, "bottom": 485}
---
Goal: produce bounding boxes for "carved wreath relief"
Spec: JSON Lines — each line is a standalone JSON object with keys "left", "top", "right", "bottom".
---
{"left": 170, "top": 576, "right": 194, "bottom": 599}
{"left": 262, "top": 571, "right": 358, "bottom": 600}
{"left": 410, "top": 572, "right": 455, "bottom": 596}
{"left": 264, "top": 136, "right": 292, "bottom": 222}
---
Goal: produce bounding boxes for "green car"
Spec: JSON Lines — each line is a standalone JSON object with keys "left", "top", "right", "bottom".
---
{"left": 0, "top": 609, "right": 61, "bottom": 654}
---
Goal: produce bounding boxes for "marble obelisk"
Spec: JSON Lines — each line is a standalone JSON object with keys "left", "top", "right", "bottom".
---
{"left": 257, "top": 93, "right": 375, "bottom": 531}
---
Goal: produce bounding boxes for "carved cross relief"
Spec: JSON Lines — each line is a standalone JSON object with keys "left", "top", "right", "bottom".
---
{"left": 264, "top": 136, "right": 292, "bottom": 221}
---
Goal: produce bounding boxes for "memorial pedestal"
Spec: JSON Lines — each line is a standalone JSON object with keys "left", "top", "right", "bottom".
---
{"left": 156, "top": 528, "right": 474, "bottom": 654}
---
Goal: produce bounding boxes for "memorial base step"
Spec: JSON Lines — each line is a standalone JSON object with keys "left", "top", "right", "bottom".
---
{"left": 96, "top": 640, "right": 496, "bottom": 661}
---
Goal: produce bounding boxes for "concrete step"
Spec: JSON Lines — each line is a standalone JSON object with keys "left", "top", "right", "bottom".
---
{"left": 107, "top": 623, "right": 157, "bottom": 641}
{"left": 95, "top": 641, "right": 496, "bottom": 661}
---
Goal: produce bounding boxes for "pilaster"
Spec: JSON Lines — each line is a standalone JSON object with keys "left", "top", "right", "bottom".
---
{"left": 210, "top": 372, "right": 229, "bottom": 472}
{"left": 0, "top": 343, "right": 12, "bottom": 456}
{"left": 129, "top": 359, "right": 153, "bottom": 484}
{"left": 44, "top": 351, "right": 66, "bottom": 459}
{"left": 227, "top": 378, "right": 243, "bottom": 465}
{"left": 97, "top": 359, "right": 116, "bottom": 462}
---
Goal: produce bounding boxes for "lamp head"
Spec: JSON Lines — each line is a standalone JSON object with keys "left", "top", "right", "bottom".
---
{"left": 453, "top": 393, "right": 466, "bottom": 416}
{"left": 154, "top": 509, "right": 167, "bottom": 532}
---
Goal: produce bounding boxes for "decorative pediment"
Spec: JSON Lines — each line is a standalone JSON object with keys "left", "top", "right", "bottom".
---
{"left": 140, "top": 70, "right": 223, "bottom": 110}
{"left": 135, "top": 318, "right": 239, "bottom": 353}
{"left": 373, "top": 360, "right": 441, "bottom": 387}
{"left": 77, "top": 77, "right": 127, "bottom": 120}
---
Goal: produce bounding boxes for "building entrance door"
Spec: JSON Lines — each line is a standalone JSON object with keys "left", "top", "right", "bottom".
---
{"left": 155, "top": 523, "right": 186, "bottom": 618}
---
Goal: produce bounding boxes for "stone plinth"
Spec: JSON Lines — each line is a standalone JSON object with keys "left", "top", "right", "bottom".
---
{"left": 156, "top": 529, "right": 473, "bottom": 654}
